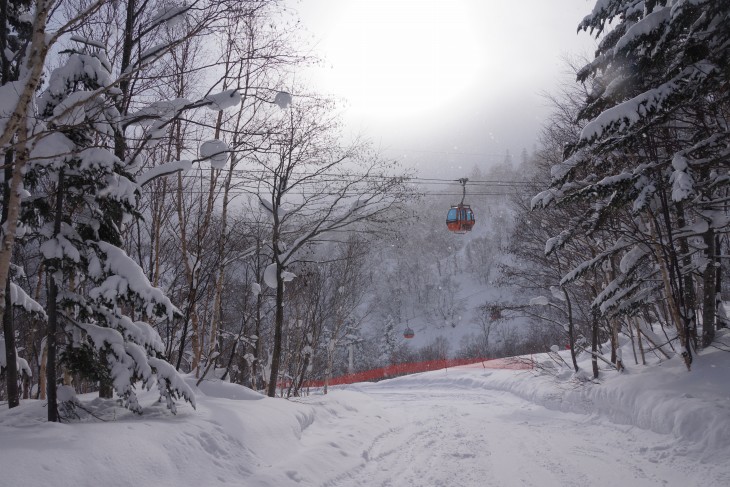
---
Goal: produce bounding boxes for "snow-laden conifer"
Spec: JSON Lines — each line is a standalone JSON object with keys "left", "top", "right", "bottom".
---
{"left": 533, "top": 0, "right": 730, "bottom": 368}
{"left": 27, "top": 42, "right": 194, "bottom": 417}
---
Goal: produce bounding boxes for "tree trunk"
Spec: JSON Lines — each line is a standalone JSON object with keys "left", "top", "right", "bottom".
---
{"left": 252, "top": 292, "right": 262, "bottom": 390}
{"left": 207, "top": 158, "right": 232, "bottom": 361}
{"left": 0, "top": 0, "right": 19, "bottom": 410}
{"left": 628, "top": 319, "right": 639, "bottom": 365}
{"left": 220, "top": 316, "right": 246, "bottom": 383}
{"left": 46, "top": 168, "right": 65, "bottom": 422}
{"left": 113, "top": 0, "right": 136, "bottom": 161}
{"left": 22, "top": 370, "right": 30, "bottom": 399}
{"left": 1, "top": 147, "right": 17, "bottom": 409}
{"left": 636, "top": 322, "right": 671, "bottom": 360}
{"left": 716, "top": 234, "right": 726, "bottom": 329}
{"left": 175, "top": 306, "right": 190, "bottom": 371}
{"left": 609, "top": 319, "right": 619, "bottom": 365}
{"left": 648, "top": 211, "right": 691, "bottom": 369}
{"left": 323, "top": 349, "right": 333, "bottom": 395}
{"left": 0, "top": 1, "right": 51, "bottom": 326}
{"left": 175, "top": 170, "right": 201, "bottom": 372}
{"left": 562, "top": 286, "right": 579, "bottom": 373}
{"left": 605, "top": 258, "right": 619, "bottom": 364}
{"left": 267, "top": 266, "right": 284, "bottom": 397}
{"left": 0, "top": 0, "right": 51, "bottom": 150}
{"left": 0, "top": 124, "right": 31, "bottom": 391}
{"left": 292, "top": 353, "right": 310, "bottom": 397}
{"left": 591, "top": 312, "right": 599, "bottom": 379}
{"left": 634, "top": 318, "right": 646, "bottom": 366}
{"left": 151, "top": 180, "right": 168, "bottom": 287}
{"left": 3, "top": 278, "right": 19, "bottom": 407}
{"left": 38, "top": 339, "right": 47, "bottom": 400}
{"left": 677, "top": 206, "right": 698, "bottom": 351}
{"left": 98, "top": 371, "right": 114, "bottom": 399}
{"left": 701, "top": 227, "right": 716, "bottom": 347}
{"left": 673, "top": 206, "right": 696, "bottom": 365}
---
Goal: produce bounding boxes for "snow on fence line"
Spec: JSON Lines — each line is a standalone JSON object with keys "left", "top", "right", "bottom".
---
{"left": 288, "top": 357, "right": 532, "bottom": 389}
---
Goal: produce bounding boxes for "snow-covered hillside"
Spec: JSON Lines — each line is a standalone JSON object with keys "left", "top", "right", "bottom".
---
{"left": 2, "top": 335, "right": 729, "bottom": 486}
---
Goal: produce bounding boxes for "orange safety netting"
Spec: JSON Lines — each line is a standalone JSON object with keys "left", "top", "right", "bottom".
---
{"left": 293, "top": 357, "right": 532, "bottom": 389}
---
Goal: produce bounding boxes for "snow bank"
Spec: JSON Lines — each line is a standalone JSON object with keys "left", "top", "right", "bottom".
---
{"left": 186, "top": 377, "right": 264, "bottom": 401}
{"left": 0, "top": 378, "right": 392, "bottom": 487}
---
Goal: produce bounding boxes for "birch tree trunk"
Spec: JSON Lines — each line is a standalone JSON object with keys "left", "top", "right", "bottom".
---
{"left": 0, "top": 0, "right": 18, "bottom": 410}
{"left": 0, "top": 0, "right": 52, "bottom": 292}
{"left": 175, "top": 168, "right": 201, "bottom": 373}
{"left": 266, "top": 264, "right": 284, "bottom": 397}
{"left": 632, "top": 318, "right": 646, "bottom": 365}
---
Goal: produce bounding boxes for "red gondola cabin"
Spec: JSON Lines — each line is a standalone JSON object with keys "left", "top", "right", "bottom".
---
{"left": 446, "top": 204, "right": 475, "bottom": 233}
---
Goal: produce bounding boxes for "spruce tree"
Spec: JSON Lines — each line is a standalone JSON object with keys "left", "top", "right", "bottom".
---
{"left": 28, "top": 41, "right": 194, "bottom": 420}
{"left": 533, "top": 1, "right": 730, "bottom": 369}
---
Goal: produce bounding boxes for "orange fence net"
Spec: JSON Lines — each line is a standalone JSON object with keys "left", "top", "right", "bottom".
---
{"left": 295, "top": 356, "right": 532, "bottom": 389}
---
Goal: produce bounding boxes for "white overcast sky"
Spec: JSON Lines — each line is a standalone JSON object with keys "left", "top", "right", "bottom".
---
{"left": 291, "top": 0, "right": 597, "bottom": 176}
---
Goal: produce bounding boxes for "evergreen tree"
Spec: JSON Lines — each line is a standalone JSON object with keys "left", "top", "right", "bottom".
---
{"left": 533, "top": 0, "right": 730, "bottom": 369}
{"left": 27, "top": 41, "right": 194, "bottom": 420}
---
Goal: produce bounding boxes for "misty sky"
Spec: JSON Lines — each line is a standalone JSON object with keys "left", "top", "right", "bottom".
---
{"left": 293, "top": 0, "right": 597, "bottom": 177}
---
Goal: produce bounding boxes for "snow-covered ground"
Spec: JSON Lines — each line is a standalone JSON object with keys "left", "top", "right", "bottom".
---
{"left": 2, "top": 337, "right": 729, "bottom": 487}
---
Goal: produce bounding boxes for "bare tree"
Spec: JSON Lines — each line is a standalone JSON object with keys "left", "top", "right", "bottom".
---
{"left": 249, "top": 95, "right": 410, "bottom": 397}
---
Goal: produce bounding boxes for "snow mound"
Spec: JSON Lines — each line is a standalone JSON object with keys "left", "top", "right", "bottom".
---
{"left": 192, "top": 378, "right": 264, "bottom": 401}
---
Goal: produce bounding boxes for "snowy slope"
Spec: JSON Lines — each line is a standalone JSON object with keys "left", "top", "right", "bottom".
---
{"left": 1, "top": 337, "right": 729, "bottom": 486}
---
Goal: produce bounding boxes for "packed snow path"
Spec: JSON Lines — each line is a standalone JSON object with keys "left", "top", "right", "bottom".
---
{"left": 315, "top": 382, "right": 716, "bottom": 487}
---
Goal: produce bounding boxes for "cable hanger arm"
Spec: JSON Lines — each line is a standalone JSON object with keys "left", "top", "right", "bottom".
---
{"left": 458, "top": 178, "right": 468, "bottom": 205}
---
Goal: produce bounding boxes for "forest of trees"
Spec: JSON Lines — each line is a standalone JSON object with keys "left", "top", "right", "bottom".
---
{"left": 0, "top": 0, "right": 728, "bottom": 422}
{"left": 0, "top": 0, "right": 415, "bottom": 419}
{"left": 517, "top": 0, "right": 730, "bottom": 377}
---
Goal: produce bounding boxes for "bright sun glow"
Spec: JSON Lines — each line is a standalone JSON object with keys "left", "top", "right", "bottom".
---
{"left": 318, "top": 0, "right": 485, "bottom": 121}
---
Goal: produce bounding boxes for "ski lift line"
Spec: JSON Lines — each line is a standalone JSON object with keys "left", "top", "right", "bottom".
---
{"left": 178, "top": 172, "right": 534, "bottom": 184}
{"left": 166, "top": 177, "right": 532, "bottom": 192}
{"left": 176, "top": 176, "right": 532, "bottom": 188}
{"left": 380, "top": 148, "right": 516, "bottom": 157}
{"left": 156, "top": 189, "right": 530, "bottom": 197}
{"left": 156, "top": 179, "right": 532, "bottom": 194}
{"left": 175, "top": 171, "right": 532, "bottom": 187}
{"left": 401, "top": 176, "right": 532, "bottom": 185}
{"left": 173, "top": 181, "right": 532, "bottom": 192}
{"left": 177, "top": 166, "right": 532, "bottom": 185}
